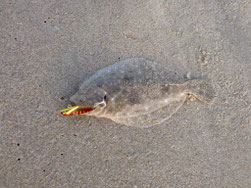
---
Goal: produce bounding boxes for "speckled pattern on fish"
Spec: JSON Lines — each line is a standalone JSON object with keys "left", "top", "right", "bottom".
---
{"left": 69, "top": 58, "right": 215, "bottom": 128}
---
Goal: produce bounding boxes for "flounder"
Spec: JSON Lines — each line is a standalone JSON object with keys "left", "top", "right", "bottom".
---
{"left": 66, "top": 58, "right": 215, "bottom": 128}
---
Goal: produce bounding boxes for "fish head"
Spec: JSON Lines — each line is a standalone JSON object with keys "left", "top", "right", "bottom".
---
{"left": 70, "top": 86, "right": 107, "bottom": 113}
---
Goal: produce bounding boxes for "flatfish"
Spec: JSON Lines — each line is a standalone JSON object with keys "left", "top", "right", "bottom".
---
{"left": 68, "top": 58, "right": 215, "bottom": 128}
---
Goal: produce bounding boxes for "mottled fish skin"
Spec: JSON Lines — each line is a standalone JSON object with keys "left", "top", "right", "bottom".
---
{"left": 70, "top": 58, "right": 215, "bottom": 128}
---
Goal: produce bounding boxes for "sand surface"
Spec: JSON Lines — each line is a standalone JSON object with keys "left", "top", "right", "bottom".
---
{"left": 1, "top": 0, "right": 250, "bottom": 187}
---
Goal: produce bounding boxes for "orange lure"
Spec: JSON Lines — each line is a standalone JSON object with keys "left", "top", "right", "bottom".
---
{"left": 59, "top": 105, "right": 96, "bottom": 116}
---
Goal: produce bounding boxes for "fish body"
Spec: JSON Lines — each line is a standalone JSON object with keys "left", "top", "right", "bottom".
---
{"left": 68, "top": 58, "right": 215, "bottom": 128}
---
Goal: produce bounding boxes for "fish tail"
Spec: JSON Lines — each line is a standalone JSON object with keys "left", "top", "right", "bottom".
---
{"left": 185, "top": 79, "right": 216, "bottom": 104}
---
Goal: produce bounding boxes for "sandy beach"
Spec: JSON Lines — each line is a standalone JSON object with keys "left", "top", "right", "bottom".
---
{"left": 1, "top": 0, "right": 250, "bottom": 187}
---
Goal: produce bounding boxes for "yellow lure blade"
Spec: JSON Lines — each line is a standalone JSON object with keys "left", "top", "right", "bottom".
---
{"left": 59, "top": 105, "right": 81, "bottom": 116}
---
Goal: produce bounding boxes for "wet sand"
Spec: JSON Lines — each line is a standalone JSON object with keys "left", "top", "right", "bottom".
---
{"left": 1, "top": 0, "right": 250, "bottom": 187}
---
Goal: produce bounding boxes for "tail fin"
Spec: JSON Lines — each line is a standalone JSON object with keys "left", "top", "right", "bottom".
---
{"left": 185, "top": 79, "right": 216, "bottom": 104}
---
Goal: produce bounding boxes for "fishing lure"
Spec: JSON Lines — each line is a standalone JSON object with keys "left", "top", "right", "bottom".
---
{"left": 59, "top": 105, "right": 95, "bottom": 116}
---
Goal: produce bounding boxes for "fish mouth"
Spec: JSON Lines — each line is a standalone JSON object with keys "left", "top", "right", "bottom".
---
{"left": 59, "top": 105, "right": 96, "bottom": 116}
{"left": 59, "top": 96, "right": 107, "bottom": 116}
